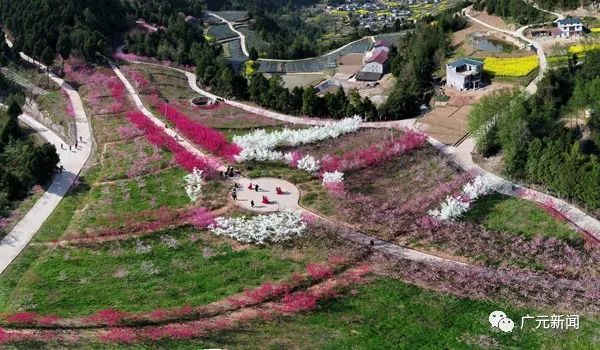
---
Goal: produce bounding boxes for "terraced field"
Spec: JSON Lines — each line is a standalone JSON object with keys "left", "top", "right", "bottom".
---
{"left": 374, "top": 32, "right": 408, "bottom": 45}
{"left": 207, "top": 24, "right": 237, "bottom": 41}
{"left": 222, "top": 39, "right": 248, "bottom": 73}
{"left": 257, "top": 38, "right": 373, "bottom": 73}
{"left": 238, "top": 27, "right": 270, "bottom": 55}
{"left": 210, "top": 11, "right": 249, "bottom": 22}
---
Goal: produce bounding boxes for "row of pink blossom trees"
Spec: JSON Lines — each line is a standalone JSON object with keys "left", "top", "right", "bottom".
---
{"left": 155, "top": 102, "right": 241, "bottom": 161}
{"left": 309, "top": 129, "right": 427, "bottom": 196}
{"left": 60, "top": 207, "right": 216, "bottom": 243}
{"left": 126, "top": 111, "right": 220, "bottom": 175}
{"left": 319, "top": 129, "right": 429, "bottom": 174}
{"left": 0, "top": 257, "right": 363, "bottom": 330}
{"left": 64, "top": 62, "right": 131, "bottom": 115}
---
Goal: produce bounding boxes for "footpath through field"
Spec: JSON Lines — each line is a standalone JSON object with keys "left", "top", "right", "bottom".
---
{"left": 0, "top": 40, "right": 92, "bottom": 275}
{"left": 110, "top": 59, "right": 468, "bottom": 267}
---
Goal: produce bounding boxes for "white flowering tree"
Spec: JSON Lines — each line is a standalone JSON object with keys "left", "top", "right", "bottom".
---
{"left": 322, "top": 171, "right": 344, "bottom": 184}
{"left": 429, "top": 174, "right": 502, "bottom": 221}
{"left": 209, "top": 211, "right": 307, "bottom": 244}
{"left": 296, "top": 155, "right": 320, "bottom": 173}
{"left": 184, "top": 168, "right": 204, "bottom": 202}
{"left": 233, "top": 116, "right": 362, "bottom": 162}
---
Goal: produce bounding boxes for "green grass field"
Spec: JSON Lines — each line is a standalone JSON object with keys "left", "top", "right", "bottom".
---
{"left": 64, "top": 168, "right": 227, "bottom": 236}
{"left": 3, "top": 226, "right": 302, "bottom": 317}
{"left": 12, "top": 277, "right": 596, "bottom": 349}
{"left": 464, "top": 193, "right": 582, "bottom": 243}
{"left": 36, "top": 90, "right": 71, "bottom": 138}
{"left": 212, "top": 278, "right": 597, "bottom": 349}
{"left": 96, "top": 139, "right": 173, "bottom": 182}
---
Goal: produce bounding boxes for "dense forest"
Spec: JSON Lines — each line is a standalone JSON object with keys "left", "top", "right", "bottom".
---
{"left": 0, "top": 0, "right": 127, "bottom": 62}
{"left": 473, "top": 0, "right": 553, "bottom": 25}
{"left": 469, "top": 51, "right": 600, "bottom": 210}
{"left": 121, "top": 0, "right": 204, "bottom": 25}
{"left": 0, "top": 88, "right": 59, "bottom": 217}
{"left": 251, "top": 8, "right": 323, "bottom": 59}
{"left": 125, "top": 15, "right": 205, "bottom": 65}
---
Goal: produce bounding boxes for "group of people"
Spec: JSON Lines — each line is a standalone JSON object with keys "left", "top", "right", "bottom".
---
{"left": 227, "top": 182, "right": 287, "bottom": 208}
{"left": 220, "top": 167, "right": 237, "bottom": 178}
{"left": 60, "top": 136, "right": 84, "bottom": 152}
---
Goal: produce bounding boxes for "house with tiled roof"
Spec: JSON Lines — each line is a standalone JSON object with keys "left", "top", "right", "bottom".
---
{"left": 373, "top": 40, "right": 391, "bottom": 52}
{"left": 356, "top": 41, "right": 391, "bottom": 81}
{"left": 557, "top": 18, "right": 584, "bottom": 38}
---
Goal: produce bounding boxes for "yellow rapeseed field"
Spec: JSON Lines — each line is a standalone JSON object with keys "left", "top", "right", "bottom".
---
{"left": 568, "top": 43, "right": 600, "bottom": 55}
{"left": 483, "top": 56, "right": 539, "bottom": 77}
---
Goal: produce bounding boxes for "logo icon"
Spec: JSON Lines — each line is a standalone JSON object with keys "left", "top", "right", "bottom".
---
{"left": 489, "top": 311, "right": 514, "bottom": 332}
{"left": 498, "top": 317, "right": 515, "bottom": 332}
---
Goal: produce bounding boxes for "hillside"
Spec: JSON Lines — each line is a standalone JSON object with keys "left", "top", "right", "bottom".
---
{"left": 0, "top": 0, "right": 127, "bottom": 61}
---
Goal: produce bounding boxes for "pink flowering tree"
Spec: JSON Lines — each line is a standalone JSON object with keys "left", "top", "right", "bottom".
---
{"left": 155, "top": 102, "right": 241, "bottom": 160}
{"left": 319, "top": 129, "right": 428, "bottom": 174}
{"left": 126, "top": 111, "right": 220, "bottom": 176}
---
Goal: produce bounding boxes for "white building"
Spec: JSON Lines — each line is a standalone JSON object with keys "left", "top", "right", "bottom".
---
{"left": 446, "top": 58, "right": 483, "bottom": 91}
{"left": 557, "top": 18, "right": 584, "bottom": 38}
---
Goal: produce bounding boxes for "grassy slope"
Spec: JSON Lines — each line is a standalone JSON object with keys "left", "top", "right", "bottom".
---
{"left": 10, "top": 277, "right": 597, "bottom": 349}
{"left": 464, "top": 193, "right": 581, "bottom": 243}
{"left": 3, "top": 226, "right": 301, "bottom": 316}
{"left": 212, "top": 278, "right": 598, "bottom": 349}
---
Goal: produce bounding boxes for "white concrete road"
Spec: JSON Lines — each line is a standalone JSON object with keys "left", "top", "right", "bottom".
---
{"left": 463, "top": 7, "right": 550, "bottom": 95}
{"left": 0, "top": 48, "right": 92, "bottom": 275}
{"left": 207, "top": 12, "right": 249, "bottom": 57}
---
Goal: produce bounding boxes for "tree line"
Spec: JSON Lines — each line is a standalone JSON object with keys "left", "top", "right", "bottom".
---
{"left": 0, "top": 85, "right": 59, "bottom": 216}
{"left": 473, "top": 0, "right": 553, "bottom": 25}
{"left": 469, "top": 51, "right": 600, "bottom": 210}
{"left": 0, "top": 0, "right": 127, "bottom": 62}
{"left": 196, "top": 55, "right": 378, "bottom": 119}
{"left": 246, "top": 74, "right": 377, "bottom": 119}
{"left": 121, "top": 0, "right": 204, "bottom": 26}
{"left": 125, "top": 15, "right": 205, "bottom": 66}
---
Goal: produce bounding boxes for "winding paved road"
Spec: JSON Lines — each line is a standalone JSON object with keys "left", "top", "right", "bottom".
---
{"left": 0, "top": 39, "right": 92, "bottom": 275}
{"left": 207, "top": 12, "right": 249, "bottom": 57}
{"left": 0, "top": 111, "right": 91, "bottom": 275}
{"left": 464, "top": 7, "right": 552, "bottom": 95}
{"left": 116, "top": 52, "right": 600, "bottom": 243}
